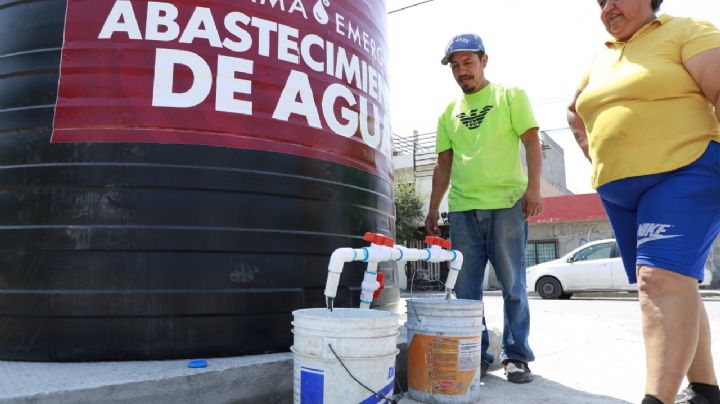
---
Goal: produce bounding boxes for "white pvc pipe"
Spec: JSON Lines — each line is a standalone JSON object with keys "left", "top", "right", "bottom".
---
{"left": 392, "top": 245, "right": 427, "bottom": 262}
{"left": 324, "top": 242, "right": 395, "bottom": 309}
{"left": 359, "top": 261, "right": 379, "bottom": 309}
{"left": 323, "top": 236, "right": 465, "bottom": 309}
{"left": 393, "top": 244, "right": 464, "bottom": 297}
{"left": 445, "top": 250, "right": 464, "bottom": 293}
{"left": 423, "top": 244, "right": 454, "bottom": 263}
{"left": 324, "top": 247, "right": 365, "bottom": 303}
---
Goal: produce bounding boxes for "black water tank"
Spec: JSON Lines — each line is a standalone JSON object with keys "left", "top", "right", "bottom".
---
{"left": 0, "top": 0, "right": 397, "bottom": 361}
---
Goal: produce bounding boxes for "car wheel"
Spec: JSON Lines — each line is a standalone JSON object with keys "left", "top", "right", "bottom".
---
{"left": 536, "top": 276, "right": 564, "bottom": 299}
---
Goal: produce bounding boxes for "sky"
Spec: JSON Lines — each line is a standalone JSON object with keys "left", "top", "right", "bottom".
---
{"left": 386, "top": 0, "right": 720, "bottom": 194}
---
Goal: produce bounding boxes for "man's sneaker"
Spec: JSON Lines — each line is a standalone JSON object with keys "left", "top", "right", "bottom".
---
{"left": 480, "top": 361, "right": 489, "bottom": 378}
{"left": 502, "top": 359, "right": 533, "bottom": 383}
{"left": 675, "top": 385, "right": 712, "bottom": 404}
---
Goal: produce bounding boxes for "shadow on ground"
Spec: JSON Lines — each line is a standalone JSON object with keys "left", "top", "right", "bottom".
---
{"left": 474, "top": 372, "right": 632, "bottom": 404}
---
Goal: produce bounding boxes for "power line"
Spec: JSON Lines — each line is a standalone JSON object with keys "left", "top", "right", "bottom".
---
{"left": 388, "top": 0, "right": 437, "bottom": 14}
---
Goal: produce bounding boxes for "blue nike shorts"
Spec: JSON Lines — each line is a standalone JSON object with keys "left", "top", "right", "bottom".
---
{"left": 597, "top": 141, "right": 720, "bottom": 284}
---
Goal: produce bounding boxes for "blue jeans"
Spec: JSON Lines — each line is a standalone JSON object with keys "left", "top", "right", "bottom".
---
{"left": 449, "top": 200, "right": 534, "bottom": 366}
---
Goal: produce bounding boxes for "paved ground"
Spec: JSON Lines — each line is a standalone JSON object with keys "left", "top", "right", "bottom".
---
{"left": 2, "top": 290, "right": 720, "bottom": 403}
{"left": 399, "top": 290, "right": 720, "bottom": 404}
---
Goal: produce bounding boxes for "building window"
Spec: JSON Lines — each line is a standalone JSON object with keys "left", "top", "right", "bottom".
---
{"left": 526, "top": 240, "right": 558, "bottom": 267}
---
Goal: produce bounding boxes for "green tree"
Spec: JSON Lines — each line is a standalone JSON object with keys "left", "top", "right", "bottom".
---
{"left": 394, "top": 180, "right": 425, "bottom": 244}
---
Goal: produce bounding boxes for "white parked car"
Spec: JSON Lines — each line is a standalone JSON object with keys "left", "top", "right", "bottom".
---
{"left": 526, "top": 239, "right": 713, "bottom": 299}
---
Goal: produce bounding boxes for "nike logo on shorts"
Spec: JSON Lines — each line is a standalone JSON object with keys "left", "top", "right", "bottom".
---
{"left": 637, "top": 223, "right": 683, "bottom": 246}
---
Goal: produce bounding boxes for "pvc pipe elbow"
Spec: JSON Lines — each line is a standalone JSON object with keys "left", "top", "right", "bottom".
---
{"left": 445, "top": 250, "right": 463, "bottom": 291}
{"left": 328, "top": 248, "right": 357, "bottom": 273}
{"left": 450, "top": 250, "right": 463, "bottom": 271}
{"left": 324, "top": 247, "right": 361, "bottom": 299}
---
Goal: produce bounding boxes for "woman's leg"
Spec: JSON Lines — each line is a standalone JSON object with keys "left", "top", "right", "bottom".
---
{"left": 686, "top": 297, "right": 717, "bottom": 385}
{"left": 638, "top": 266, "right": 700, "bottom": 403}
{"left": 636, "top": 143, "right": 720, "bottom": 402}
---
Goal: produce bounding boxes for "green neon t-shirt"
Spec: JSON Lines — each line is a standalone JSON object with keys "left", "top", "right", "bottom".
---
{"left": 436, "top": 83, "right": 538, "bottom": 211}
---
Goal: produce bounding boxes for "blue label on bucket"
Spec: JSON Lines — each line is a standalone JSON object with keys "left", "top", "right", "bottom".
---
{"left": 300, "top": 366, "right": 324, "bottom": 404}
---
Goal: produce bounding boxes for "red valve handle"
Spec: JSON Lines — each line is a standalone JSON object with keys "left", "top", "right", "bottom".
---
{"left": 373, "top": 272, "right": 385, "bottom": 299}
{"left": 363, "top": 232, "right": 377, "bottom": 242}
{"left": 363, "top": 232, "right": 395, "bottom": 246}
{"left": 425, "top": 236, "right": 451, "bottom": 249}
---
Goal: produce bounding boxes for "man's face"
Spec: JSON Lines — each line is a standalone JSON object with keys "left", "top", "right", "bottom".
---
{"left": 449, "top": 51, "right": 488, "bottom": 94}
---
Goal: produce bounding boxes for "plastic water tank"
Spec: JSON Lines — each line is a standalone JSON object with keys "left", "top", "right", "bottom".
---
{"left": 0, "top": 0, "right": 397, "bottom": 360}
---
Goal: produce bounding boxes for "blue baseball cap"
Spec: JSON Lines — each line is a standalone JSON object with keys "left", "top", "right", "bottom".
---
{"left": 441, "top": 33, "right": 485, "bottom": 65}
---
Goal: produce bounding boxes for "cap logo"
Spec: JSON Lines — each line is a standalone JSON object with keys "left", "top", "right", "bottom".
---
{"left": 441, "top": 33, "right": 484, "bottom": 64}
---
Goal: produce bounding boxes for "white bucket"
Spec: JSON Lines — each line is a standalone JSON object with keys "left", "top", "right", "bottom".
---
{"left": 405, "top": 298, "right": 485, "bottom": 404}
{"left": 291, "top": 308, "right": 400, "bottom": 404}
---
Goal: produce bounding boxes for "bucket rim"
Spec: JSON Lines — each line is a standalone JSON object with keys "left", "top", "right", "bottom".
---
{"left": 291, "top": 346, "right": 400, "bottom": 360}
{"left": 405, "top": 298, "right": 484, "bottom": 310}
{"left": 292, "top": 307, "right": 399, "bottom": 320}
{"left": 291, "top": 328, "right": 400, "bottom": 337}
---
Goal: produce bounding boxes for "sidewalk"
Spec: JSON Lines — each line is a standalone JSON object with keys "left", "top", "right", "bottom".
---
{"left": 2, "top": 291, "right": 719, "bottom": 403}
{"left": 400, "top": 291, "right": 638, "bottom": 403}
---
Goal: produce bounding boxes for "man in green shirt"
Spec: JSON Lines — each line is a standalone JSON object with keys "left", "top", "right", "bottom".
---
{"left": 424, "top": 33, "right": 543, "bottom": 383}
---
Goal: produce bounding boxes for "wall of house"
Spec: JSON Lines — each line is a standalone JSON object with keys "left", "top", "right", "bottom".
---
{"left": 529, "top": 220, "right": 615, "bottom": 257}
{"left": 521, "top": 132, "right": 568, "bottom": 194}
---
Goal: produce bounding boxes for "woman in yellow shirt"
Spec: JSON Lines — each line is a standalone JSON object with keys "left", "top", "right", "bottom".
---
{"left": 567, "top": 0, "right": 720, "bottom": 403}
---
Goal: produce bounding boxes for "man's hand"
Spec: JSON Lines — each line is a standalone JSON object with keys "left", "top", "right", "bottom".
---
{"left": 425, "top": 210, "right": 441, "bottom": 236}
{"left": 522, "top": 188, "right": 543, "bottom": 218}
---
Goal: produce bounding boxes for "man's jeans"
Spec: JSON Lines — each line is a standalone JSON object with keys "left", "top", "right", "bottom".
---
{"left": 449, "top": 201, "right": 535, "bottom": 366}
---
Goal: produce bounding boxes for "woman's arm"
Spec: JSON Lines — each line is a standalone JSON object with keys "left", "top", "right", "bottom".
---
{"left": 567, "top": 89, "right": 592, "bottom": 162}
{"left": 685, "top": 48, "right": 720, "bottom": 123}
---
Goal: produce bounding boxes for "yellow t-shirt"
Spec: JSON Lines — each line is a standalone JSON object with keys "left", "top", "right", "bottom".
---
{"left": 576, "top": 15, "right": 720, "bottom": 189}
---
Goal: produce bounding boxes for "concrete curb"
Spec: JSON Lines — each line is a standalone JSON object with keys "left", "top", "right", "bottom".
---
{"left": 1, "top": 354, "right": 293, "bottom": 404}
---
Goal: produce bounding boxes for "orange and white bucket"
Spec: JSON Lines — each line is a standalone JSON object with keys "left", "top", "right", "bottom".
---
{"left": 405, "top": 298, "right": 484, "bottom": 404}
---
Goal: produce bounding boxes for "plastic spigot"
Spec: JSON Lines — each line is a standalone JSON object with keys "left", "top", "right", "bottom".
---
{"left": 373, "top": 272, "right": 385, "bottom": 299}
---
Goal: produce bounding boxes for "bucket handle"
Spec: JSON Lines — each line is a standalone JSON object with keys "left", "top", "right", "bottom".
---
{"left": 326, "top": 343, "right": 399, "bottom": 404}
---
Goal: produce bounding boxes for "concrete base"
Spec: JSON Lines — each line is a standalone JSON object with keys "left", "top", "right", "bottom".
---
{"left": 0, "top": 353, "right": 293, "bottom": 404}
{"left": 0, "top": 325, "right": 504, "bottom": 404}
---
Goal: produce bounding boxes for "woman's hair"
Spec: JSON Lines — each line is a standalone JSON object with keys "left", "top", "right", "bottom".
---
{"left": 651, "top": 0, "right": 663, "bottom": 12}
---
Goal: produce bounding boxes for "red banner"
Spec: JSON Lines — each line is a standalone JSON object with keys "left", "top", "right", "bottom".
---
{"left": 53, "top": 0, "right": 392, "bottom": 181}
